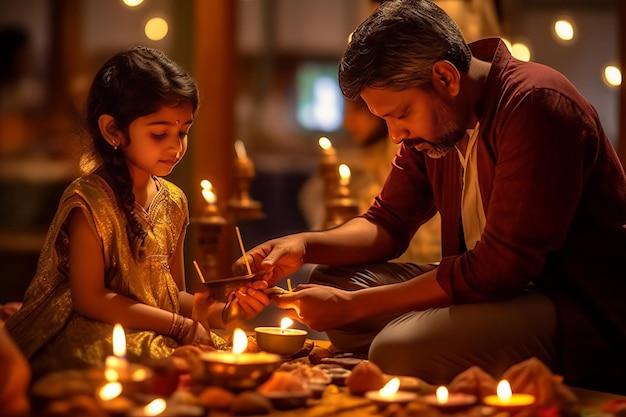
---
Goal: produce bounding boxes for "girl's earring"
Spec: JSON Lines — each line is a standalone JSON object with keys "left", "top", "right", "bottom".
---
{"left": 113, "top": 142, "right": 118, "bottom": 150}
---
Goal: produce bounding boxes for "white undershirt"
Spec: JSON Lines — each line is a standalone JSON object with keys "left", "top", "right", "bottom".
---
{"left": 456, "top": 121, "right": 485, "bottom": 250}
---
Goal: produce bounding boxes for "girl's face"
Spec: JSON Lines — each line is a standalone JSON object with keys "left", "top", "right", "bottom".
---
{"left": 121, "top": 102, "right": 194, "bottom": 181}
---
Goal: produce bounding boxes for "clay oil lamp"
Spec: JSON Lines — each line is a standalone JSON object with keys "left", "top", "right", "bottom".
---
{"left": 255, "top": 317, "right": 308, "bottom": 357}
{"left": 422, "top": 385, "right": 477, "bottom": 413}
{"left": 483, "top": 379, "right": 535, "bottom": 413}
{"left": 200, "top": 328, "right": 281, "bottom": 391}
{"left": 365, "top": 377, "right": 417, "bottom": 410}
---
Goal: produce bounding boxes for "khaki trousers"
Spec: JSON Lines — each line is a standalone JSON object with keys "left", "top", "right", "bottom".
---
{"left": 308, "top": 262, "right": 556, "bottom": 384}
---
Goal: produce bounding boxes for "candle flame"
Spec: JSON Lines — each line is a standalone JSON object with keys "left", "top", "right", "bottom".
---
{"left": 104, "top": 367, "right": 119, "bottom": 382}
{"left": 436, "top": 386, "right": 449, "bottom": 403}
{"left": 112, "top": 323, "right": 126, "bottom": 358}
{"left": 143, "top": 398, "right": 167, "bottom": 416}
{"left": 280, "top": 317, "right": 294, "bottom": 331}
{"left": 232, "top": 328, "right": 248, "bottom": 355}
{"left": 202, "top": 188, "right": 216, "bottom": 205}
{"left": 234, "top": 140, "right": 248, "bottom": 159}
{"left": 339, "top": 164, "right": 351, "bottom": 186}
{"left": 98, "top": 381, "right": 122, "bottom": 401}
{"left": 379, "top": 377, "right": 400, "bottom": 397}
{"left": 131, "top": 367, "right": 148, "bottom": 381}
{"left": 497, "top": 380, "right": 513, "bottom": 401}
{"left": 318, "top": 136, "right": 333, "bottom": 151}
{"left": 201, "top": 180, "right": 216, "bottom": 205}
{"left": 200, "top": 179, "right": 212, "bottom": 190}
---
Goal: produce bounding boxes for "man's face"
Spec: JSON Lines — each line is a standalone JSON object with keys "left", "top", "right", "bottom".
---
{"left": 361, "top": 86, "right": 467, "bottom": 159}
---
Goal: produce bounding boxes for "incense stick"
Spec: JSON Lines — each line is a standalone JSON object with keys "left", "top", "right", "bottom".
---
{"left": 193, "top": 260, "right": 206, "bottom": 283}
{"left": 235, "top": 226, "right": 252, "bottom": 276}
{"left": 287, "top": 278, "right": 293, "bottom": 293}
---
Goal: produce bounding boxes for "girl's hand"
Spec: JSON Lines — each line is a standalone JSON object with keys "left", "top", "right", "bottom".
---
{"left": 192, "top": 291, "right": 215, "bottom": 323}
{"left": 233, "top": 280, "right": 271, "bottom": 320}
{"left": 180, "top": 319, "right": 214, "bottom": 348}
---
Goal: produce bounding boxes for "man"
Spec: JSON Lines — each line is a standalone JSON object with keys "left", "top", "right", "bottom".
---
{"left": 234, "top": 0, "right": 626, "bottom": 393}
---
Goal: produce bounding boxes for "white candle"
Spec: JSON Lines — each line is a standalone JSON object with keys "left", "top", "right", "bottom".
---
{"left": 318, "top": 136, "right": 335, "bottom": 155}
{"left": 234, "top": 140, "right": 248, "bottom": 159}
{"left": 338, "top": 164, "right": 351, "bottom": 186}
{"left": 200, "top": 180, "right": 216, "bottom": 205}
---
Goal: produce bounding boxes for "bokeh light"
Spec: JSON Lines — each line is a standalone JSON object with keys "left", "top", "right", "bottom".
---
{"left": 122, "top": 0, "right": 144, "bottom": 7}
{"left": 603, "top": 65, "right": 622, "bottom": 87}
{"left": 554, "top": 18, "right": 575, "bottom": 42}
{"left": 144, "top": 17, "right": 168, "bottom": 41}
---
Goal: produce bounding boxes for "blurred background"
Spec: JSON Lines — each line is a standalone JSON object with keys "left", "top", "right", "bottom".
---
{"left": 0, "top": 0, "right": 622, "bottom": 322}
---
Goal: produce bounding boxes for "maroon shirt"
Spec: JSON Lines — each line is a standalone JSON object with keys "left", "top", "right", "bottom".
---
{"left": 364, "top": 38, "right": 626, "bottom": 387}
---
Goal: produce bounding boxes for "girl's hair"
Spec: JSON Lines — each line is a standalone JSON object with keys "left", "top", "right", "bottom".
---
{"left": 83, "top": 45, "right": 199, "bottom": 252}
{"left": 339, "top": 0, "right": 472, "bottom": 100}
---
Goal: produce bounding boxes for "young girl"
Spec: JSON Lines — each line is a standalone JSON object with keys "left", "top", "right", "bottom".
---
{"left": 4, "top": 46, "right": 270, "bottom": 378}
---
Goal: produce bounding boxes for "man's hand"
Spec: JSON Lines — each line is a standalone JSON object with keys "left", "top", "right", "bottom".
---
{"left": 271, "top": 284, "right": 354, "bottom": 331}
{"left": 232, "top": 235, "right": 307, "bottom": 287}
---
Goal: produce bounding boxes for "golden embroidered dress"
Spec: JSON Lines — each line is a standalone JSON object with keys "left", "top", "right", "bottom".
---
{"left": 5, "top": 173, "right": 189, "bottom": 377}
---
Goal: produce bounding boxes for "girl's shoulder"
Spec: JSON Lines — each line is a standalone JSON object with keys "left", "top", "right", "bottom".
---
{"left": 63, "top": 173, "right": 115, "bottom": 202}
{"left": 59, "top": 173, "right": 119, "bottom": 219}
{"left": 154, "top": 177, "right": 188, "bottom": 208}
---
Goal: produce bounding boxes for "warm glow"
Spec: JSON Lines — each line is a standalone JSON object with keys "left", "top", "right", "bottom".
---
{"left": 379, "top": 377, "right": 400, "bottom": 397}
{"left": 131, "top": 367, "right": 148, "bottom": 381}
{"left": 554, "top": 19, "right": 575, "bottom": 41}
{"left": 98, "top": 381, "right": 122, "bottom": 401}
{"left": 145, "top": 17, "right": 168, "bottom": 41}
{"left": 104, "top": 367, "right": 119, "bottom": 382}
{"left": 280, "top": 317, "right": 294, "bottom": 331}
{"left": 339, "top": 164, "right": 351, "bottom": 186}
{"left": 200, "top": 179, "right": 212, "bottom": 190}
{"left": 604, "top": 65, "right": 622, "bottom": 87}
{"left": 501, "top": 38, "right": 512, "bottom": 52}
{"left": 497, "top": 380, "right": 513, "bottom": 401}
{"left": 232, "top": 328, "right": 248, "bottom": 355}
{"left": 143, "top": 398, "right": 167, "bottom": 416}
{"left": 112, "top": 324, "right": 126, "bottom": 357}
{"left": 318, "top": 136, "right": 333, "bottom": 151}
{"left": 436, "top": 386, "right": 449, "bottom": 403}
{"left": 511, "top": 43, "right": 531, "bottom": 62}
{"left": 234, "top": 140, "right": 248, "bottom": 159}
{"left": 122, "top": 0, "right": 144, "bottom": 6}
{"left": 201, "top": 180, "right": 216, "bottom": 205}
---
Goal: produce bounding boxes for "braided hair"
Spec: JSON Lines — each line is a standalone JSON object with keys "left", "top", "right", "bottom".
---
{"left": 82, "top": 45, "right": 199, "bottom": 256}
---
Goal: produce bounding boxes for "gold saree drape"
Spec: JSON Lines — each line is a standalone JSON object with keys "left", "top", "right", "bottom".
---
{"left": 5, "top": 173, "right": 188, "bottom": 377}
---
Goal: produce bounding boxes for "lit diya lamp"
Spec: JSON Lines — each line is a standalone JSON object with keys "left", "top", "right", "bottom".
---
{"left": 365, "top": 377, "right": 417, "bottom": 410}
{"left": 98, "top": 381, "right": 134, "bottom": 416}
{"left": 483, "top": 379, "right": 535, "bottom": 412}
{"left": 128, "top": 398, "right": 167, "bottom": 417}
{"left": 255, "top": 317, "right": 308, "bottom": 356}
{"left": 422, "top": 385, "right": 477, "bottom": 413}
{"left": 200, "top": 328, "right": 281, "bottom": 391}
{"left": 104, "top": 323, "right": 153, "bottom": 394}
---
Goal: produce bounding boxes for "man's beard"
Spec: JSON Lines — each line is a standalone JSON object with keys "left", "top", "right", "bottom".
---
{"left": 425, "top": 126, "right": 466, "bottom": 159}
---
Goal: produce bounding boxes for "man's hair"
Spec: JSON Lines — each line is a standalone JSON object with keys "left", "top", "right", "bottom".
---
{"left": 339, "top": 0, "right": 472, "bottom": 99}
